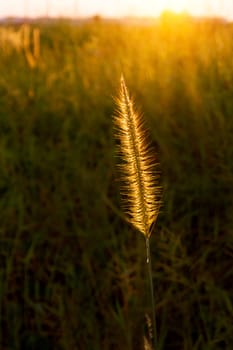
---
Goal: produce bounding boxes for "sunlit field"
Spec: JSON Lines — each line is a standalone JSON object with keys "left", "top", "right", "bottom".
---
{"left": 0, "top": 14, "right": 233, "bottom": 350}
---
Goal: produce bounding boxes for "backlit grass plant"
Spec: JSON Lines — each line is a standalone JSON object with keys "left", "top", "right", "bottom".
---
{"left": 114, "top": 76, "right": 162, "bottom": 349}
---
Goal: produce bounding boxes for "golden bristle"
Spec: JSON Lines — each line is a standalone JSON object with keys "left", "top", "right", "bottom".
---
{"left": 114, "top": 76, "right": 161, "bottom": 238}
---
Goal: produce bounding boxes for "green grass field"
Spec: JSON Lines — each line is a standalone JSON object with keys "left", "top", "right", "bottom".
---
{"left": 0, "top": 15, "right": 233, "bottom": 350}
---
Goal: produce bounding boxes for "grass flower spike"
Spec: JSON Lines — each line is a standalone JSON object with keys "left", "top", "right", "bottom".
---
{"left": 114, "top": 76, "right": 161, "bottom": 238}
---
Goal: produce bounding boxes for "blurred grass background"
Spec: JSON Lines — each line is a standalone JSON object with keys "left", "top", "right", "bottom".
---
{"left": 0, "top": 14, "right": 233, "bottom": 350}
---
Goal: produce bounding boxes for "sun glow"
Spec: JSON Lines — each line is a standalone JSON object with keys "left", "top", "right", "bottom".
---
{"left": 155, "top": 0, "right": 190, "bottom": 14}
{"left": 125, "top": 0, "right": 220, "bottom": 18}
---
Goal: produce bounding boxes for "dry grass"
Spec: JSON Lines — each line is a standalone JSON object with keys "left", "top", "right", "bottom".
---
{"left": 0, "top": 24, "right": 40, "bottom": 67}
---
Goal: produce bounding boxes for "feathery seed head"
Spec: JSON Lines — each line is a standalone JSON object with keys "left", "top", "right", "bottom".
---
{"left": 114, "top": 76, "right": 161, "bottom": 238}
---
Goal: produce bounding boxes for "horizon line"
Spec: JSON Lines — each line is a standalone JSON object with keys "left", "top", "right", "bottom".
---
{"left": 0, "top": 12, "right": 231, "bottom": 21}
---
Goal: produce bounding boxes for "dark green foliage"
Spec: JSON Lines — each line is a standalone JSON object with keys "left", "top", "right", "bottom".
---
{"left": 0, "top": 17, "right": 232, "bottom": 349}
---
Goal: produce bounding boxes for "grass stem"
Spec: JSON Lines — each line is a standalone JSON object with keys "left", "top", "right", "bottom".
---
{"left": 146, "top": 237, "right": 157, "bottom": 349}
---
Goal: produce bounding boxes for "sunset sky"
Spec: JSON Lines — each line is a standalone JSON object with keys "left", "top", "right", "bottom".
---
{"left": 0, "top": 0, "right": 233, "bottom": 20}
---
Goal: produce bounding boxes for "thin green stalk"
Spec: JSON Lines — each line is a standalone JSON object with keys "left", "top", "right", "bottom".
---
{"left": 146, "top": 237, "right": 157, "bottom": 349}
